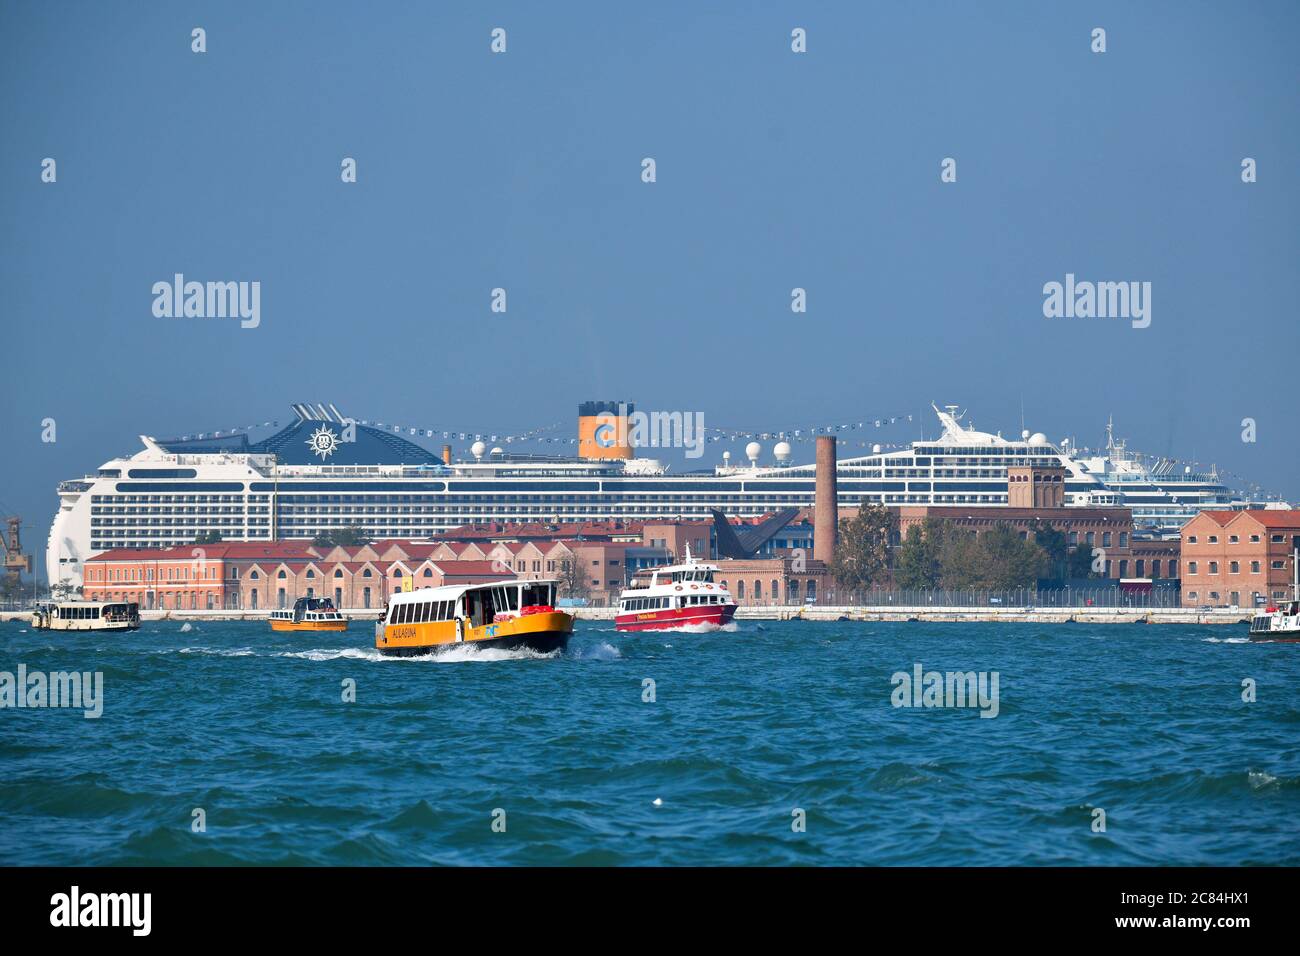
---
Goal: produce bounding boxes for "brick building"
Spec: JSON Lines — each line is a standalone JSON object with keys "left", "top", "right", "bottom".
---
{"left": 896, "top": 504, "right": 1148, "bottom": 579}
{"left": 712, "top": 556, "right": 832, "bottom": 606}
{"left": 1180, "top": 510, "right": 1300, "bottom": 608}
{"left": 83, "top": 540, "right": 516, "bottom": 611}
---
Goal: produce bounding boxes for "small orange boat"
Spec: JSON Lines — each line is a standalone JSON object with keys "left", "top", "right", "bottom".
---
{"left": 270, "top": 597, "right": 349, "bottom": 632}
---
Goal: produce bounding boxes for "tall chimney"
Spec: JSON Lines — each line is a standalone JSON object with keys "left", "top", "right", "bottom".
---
{"left": 441, "top": 444, "right": 452, "bottom": 465}
{"left": 815, "top": 436, "right": 837, "bottom": 564}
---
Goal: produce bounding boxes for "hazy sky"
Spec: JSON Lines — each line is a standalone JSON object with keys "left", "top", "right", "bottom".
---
{"left": 2, "top": 1, "right": 1297, "bottom": 559}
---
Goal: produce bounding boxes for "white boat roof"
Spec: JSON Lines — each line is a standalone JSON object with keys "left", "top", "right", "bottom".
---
{"left": 387, "top": 578, "right": 558, "bottom": 604}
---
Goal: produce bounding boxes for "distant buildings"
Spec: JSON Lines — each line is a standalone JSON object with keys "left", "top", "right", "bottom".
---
{"left": 1179, "top": 510, "right": 1300, "bottom": 608}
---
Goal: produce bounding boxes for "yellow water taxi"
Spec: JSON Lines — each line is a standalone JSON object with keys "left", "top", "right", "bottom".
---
{"left": 270, "top": 597, "right": 349, "bottom": 632}
{"left": 376, "top": 579, "right": 572, "bottom": 657}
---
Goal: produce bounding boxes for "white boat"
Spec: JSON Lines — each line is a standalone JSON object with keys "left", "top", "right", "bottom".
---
{"left": 31, "top": 600, "right": 140, "bottom": 632}
{"left": 615, "top": 547, "right": 737, "bottom": 632}
{"left": 1248, "top": 542, "right": 1300, "bottom": 641}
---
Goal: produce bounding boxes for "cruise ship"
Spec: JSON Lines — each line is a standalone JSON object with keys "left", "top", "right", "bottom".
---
{"left": 45, "top": 402, "right": 1281, "bottom": 589}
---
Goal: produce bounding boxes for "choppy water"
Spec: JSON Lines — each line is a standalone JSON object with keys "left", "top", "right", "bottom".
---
{"left": 2, "top": 619, "right": 1298, "bottom": 865}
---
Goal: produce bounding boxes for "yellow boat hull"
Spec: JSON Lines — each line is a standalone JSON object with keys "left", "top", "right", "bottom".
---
{"left": 271, "top": 618, "right": 350, "bottom": 632}
{"left": 377, "top": 611, "right": 573, "bottom": 657}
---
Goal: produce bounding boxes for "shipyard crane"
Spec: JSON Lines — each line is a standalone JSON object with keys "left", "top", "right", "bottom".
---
{"left": 2, "top": 516, "right": 34, "bottom": 592}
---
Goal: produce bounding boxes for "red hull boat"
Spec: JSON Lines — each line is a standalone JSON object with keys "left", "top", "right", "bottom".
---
{"left": 614, "top": 546, "right": 737, "bottom": 633}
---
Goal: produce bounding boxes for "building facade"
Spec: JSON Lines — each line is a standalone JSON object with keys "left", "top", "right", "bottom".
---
{"left": 1180, "top": 510, "right": 1300, "bottom": 608}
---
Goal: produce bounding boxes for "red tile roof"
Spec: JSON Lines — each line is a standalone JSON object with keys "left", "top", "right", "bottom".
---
{"left": 1245, "top": 510, "right": 1300, "bottom": 528}
{"left": 1192, "top": 509, "right": 1300, "bottom": 530}
{"left": 87, "top": 542, "right": 317, "bottom": 562}
{"left": 430, "top": 560, "right": 516, "bottom": 577}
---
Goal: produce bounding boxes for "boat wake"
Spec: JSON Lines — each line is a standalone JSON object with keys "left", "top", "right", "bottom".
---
{"left": 650, "top": 621, "right": 739, "bottom": 635}
{"left": 272, "top": 647, "right": 383, "bottom": 662}
{"left": 569, "top": 641, "right": 621, "bottom": 660}
{"left": 1202, "top": 636, "right": 1251, "bottom": 644}
{"left": 177, "top": 646, "right": 254, "bottom": 657}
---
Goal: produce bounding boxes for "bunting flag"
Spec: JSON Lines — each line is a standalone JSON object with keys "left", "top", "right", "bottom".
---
{"left": 164, "top": 412, "right": 1284, "bottom": 499}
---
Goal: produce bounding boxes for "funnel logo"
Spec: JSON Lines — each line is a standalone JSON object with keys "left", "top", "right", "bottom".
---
{"left": 305, "top": 426, "right": 339, "bottom": 460}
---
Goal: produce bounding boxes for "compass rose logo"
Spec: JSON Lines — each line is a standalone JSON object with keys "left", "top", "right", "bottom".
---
{"left": 305, "top": 425, "right": 340, "bottom": 460}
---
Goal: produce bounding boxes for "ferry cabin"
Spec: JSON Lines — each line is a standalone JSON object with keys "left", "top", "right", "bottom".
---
{"left": 33, "top": 601, "right": 140, "bottom": 632}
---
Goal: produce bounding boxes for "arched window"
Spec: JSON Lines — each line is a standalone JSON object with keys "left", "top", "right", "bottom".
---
{"left": 393, "top": 568, "right": 403, "bottom": 578}
{"left": 334, "top": 568, "right": 344, "bottom": 578}
{"left": 736, "top": 581, "right": 745, "bottom": 598}
{"left": 250, "top": 569, "right": 259, "bottom": 580}
{"left": 423, "top": 568, "right": 433, "bottom": 577}
{"left": 362, "top": 568, "right": 373, "bottom": 578}
{"left": 753, "top": 580, "right": 762, "bottom": 599}
{"left": 305, "top": 569, "right": 315, "bottom": 579}
{"left": 277, "top": 569, "right": 287, "bottom": 579}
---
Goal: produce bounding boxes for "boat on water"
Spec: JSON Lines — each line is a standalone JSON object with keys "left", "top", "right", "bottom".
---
{"left": 1248, "top": 542, "right": 1300, "bottom": 641}
{"left": 31, "top": 600, "right": 140, "bottom": 632}
{"left": 376, "top": 579, "right": 572, "bottom": 657}
{"left": 615, "top": 547, "right": 737, "bottom": 632}
{"left": 270, "top": 596, "right": 349, "bottom": 632}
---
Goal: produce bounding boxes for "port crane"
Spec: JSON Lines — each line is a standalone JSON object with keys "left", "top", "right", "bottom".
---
{"left": 2, "top": 516, "right": 34, "bottom": 593}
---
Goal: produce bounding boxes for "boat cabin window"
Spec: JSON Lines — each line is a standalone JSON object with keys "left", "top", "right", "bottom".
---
{"left": 58, "top": 606, "right": 101, "bottom": 620}
{"left": 520, "top": 582, "right": 555, "bottom": 607}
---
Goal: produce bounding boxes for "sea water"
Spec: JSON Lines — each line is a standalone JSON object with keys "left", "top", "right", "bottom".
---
{"left": 1, "top": 619, "right": 1296, "bottom": 865}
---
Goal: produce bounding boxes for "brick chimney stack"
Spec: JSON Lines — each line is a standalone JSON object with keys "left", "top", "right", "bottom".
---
{"left": 815, "top": 436, "right": 838, "bottom": 564}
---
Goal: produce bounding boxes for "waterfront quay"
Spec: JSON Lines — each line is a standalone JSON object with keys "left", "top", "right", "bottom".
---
{"left": 1, "top": 607, "right": 1253, "bottom": 626}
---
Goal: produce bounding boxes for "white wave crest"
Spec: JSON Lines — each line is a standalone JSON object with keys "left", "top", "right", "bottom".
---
{"left": 178, "top": 646, "right": 254, "bottom": 656}
{"left": 570, "top": 641, "right": 621, "bottom": 660}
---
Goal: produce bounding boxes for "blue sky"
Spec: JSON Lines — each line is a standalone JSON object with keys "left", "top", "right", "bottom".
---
{"left": 2, "top": 1, "right": 1297, "bottom": 556}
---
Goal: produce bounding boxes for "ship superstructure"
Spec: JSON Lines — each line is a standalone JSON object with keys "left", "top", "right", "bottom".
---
{"left": 46, "top": 402, "right": 1281, "bottom": 589}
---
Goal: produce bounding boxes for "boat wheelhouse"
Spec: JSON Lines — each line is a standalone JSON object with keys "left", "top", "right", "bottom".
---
{"left": 270, "top": 596, "right": 348, "bottom": 632}
{"left": 376, "top": 579, "right": 572, "bottom": 656}
{"left": 31, "top": 601, "right": 140, "bottom": 632}
{"left": 615, "top": 548, "right": 737, "bottom": 632}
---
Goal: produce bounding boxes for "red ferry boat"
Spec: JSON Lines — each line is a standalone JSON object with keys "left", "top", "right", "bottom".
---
{"left": 614, "top": 548, "right": 737, "bottom": 632}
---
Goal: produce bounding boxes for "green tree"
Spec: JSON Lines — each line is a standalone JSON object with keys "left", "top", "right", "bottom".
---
{"left": 194, "top": 530, "right": 222, "bottom": 545}
{"left": 1028, "top": 519, "right": 1068, "bottom": 579}
{"left": 894, "top": 518, "right": 946, "bottom": 589}
{"left": 830, "top": 504, "right": 897, "bottom": 593}
{"left": 313, "top": 525, "right": 371, "bottom": 549}
{"left": 979, "top": 525, "right": 1049, "bottom": 589}
{"left": 1067, "top": 541, "right": 1100, "bottom": 579}
{"left": 938, "top": 527, "right": 985, "bottom": 589}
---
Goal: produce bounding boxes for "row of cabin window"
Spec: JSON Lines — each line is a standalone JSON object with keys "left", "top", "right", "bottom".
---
{"left": 391, "top": 600, "right": 457, "bottom": 625}
{"left": 57, "top": 606, "right": 102, "bottom": 619}
{"left": 623, "top": 594, "right": 725, "bottom": 611}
